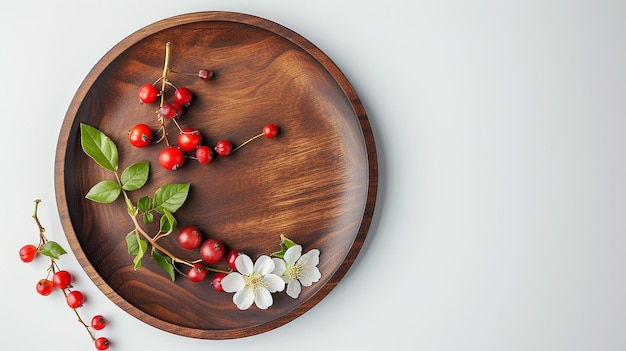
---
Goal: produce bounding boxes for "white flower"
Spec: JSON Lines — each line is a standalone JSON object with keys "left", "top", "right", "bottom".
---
{"left": 272, "top": 245, "right": 321, "bottom": 298}
{"left": 221, "top": 254, "right": 285, "bottom": 310}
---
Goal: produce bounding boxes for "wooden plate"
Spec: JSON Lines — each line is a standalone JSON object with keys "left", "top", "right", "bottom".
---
{"left": 55, "top": 11, "right": 377, "bottom": 339}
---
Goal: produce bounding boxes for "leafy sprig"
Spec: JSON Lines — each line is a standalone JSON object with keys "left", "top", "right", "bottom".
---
{"left": 80, "top": 123, "right": 196, "bottom": 279}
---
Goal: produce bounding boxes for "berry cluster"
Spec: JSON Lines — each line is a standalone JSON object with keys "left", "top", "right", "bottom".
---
{"left": 176, "top": 225, "right": 243, "bottom": 289}
{"left": 20, "top": 200, "right": 111, "bottom": 350}
{"left": 128, "top": 42, "right": 279, "bottom": 170}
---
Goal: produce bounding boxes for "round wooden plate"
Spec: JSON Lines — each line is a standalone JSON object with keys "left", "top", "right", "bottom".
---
{"left": 55, "top": 11, "right": 377, "bottom": 339}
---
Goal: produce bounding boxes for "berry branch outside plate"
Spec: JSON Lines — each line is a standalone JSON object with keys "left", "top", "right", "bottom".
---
{"left": 79, "top": 42, "right": 321, "bottom": 311}
{"left": 20, "top": 200, "right": 111, "bottom": 350}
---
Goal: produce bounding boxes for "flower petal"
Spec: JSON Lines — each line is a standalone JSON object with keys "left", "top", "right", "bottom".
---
{"left": 233, "top": 286, "right": 254, "bottom": 310}
{"left": 253, "top": 255, "right": 275, "bottom": 275}
{"left": 286, "top": 280, "right": 302, "bottom": 298}
{"left": 221, "top": 272, "right": 245, "bottom": 293}
{"left": 235, "top": 254, "right": 253, "bottom": 275}
{"left": 263, "top": 273, "right": 286, "bottom": 293}
{"left": 271, "top": 258, "right": 286, "bottom": 276}
{"left": 284, "top": 245, "right": 302, "bottom": 265}
{"left": 298, "top": 249, "right": 320, "bottom": 268}
{"left": 254, "top": 287, "right": 274, "bottom": 310}
{"left": 299, "top": 266, "right": 321, "bottom": 286}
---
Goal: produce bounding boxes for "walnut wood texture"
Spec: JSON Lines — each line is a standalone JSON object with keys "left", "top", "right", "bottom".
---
{"left": 55, "top": 11, "right": 377, "bottom": 339}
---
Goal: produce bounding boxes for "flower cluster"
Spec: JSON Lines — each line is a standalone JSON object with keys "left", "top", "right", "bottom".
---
{"left": 221, "top": 236, "right": 321, "bottom": 310}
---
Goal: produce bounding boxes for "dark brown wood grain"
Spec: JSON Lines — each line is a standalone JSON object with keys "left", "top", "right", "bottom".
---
{"left": 54, "top": 11, "right": 377, "bottom": 339}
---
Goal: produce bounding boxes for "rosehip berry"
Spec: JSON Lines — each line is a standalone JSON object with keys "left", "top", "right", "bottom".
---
{"left": 226, "top": 250, "right": 242, "bottom": 271}
{"left": 158, "top": 102, "right": 183, "bottom": 119}
{"left": 177, "top": 128, "right": 202, "bottom": 152}
{"left": 66, "top": 290, "right": 85, "bottom": 308}
{"left": 263, "top": 124, "right": 279, "bottom": 138}
{"left": 138, "top": 83, "right": 159, "bottom": 104}
{"left": 91, "top": 315, "right": 107, "bottom": 330}
{"left": 128, "top": 123, "right": 153, "bottom": 148}
{"left": 187, "top": 263, "right": 208, "bottom": 283}
{"left": 94, "top": 337, "right": 110, "bottom": 350}
{"left": 200, "top": 238, "right": 225, "bottom": 264}
{"left": 198, "top": 69, "right": 213, "bottom": 80}
{"left": 195, "top": 145, "right": 214, "bottom": 164}
{"left": 211, "top": 272, "right": 228, "bottom": 292}
{"left": 19, "top": 244, "right": 38, "bottom": 263}
{"left": 177, "top": 225, "right": 203, "bottom": 250}
{"left": 174, "top": 87, "right": 193, "bottom": 106}
{"left": 36, "top": 279, "right": 55, "bottom": 296}
{"left": 52, "top": 270, "right": 72, "bottom": 289}
{"left": 159, "top": 146, "right": 185, "bottom": 170}
{"left": 214, "top": 140, "right": 233, "bottom": 157}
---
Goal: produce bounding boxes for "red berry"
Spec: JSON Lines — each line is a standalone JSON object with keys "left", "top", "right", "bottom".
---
{"left": 159, "top": 146, "right": 185, "bottom": 170}
{"left": 211, "top": 272, "right": 228, "bottom": 292}
{"left": 91, "top": 315, "right": 107, "bottom": 330}
{"left": 94, "top": 337, "right": 110, "bottom": 350}
{"left": 159, "top": 102, "right": 183, "bottom": 119}
{"left": 200, "top": 238, "right": 225, "bottom": 264}
{"left": 138, "top": 83, "right": 159, "bottom": 104}
{"left": 174, "top": 87, "right": 193, "bottom": 106}
{"left": 66, "top": 290, "right": 85, "bottom": 308}
{"left": 198, "top": 69, "right": 213, "bottom": 80}
{"left": 52, "top": 270, "right": 72, "bottom": 289}
{"left": 195, "top": 145, "right": 214, "bottom": 164}
{"left": 171, "top": 102, "right": 184, "bottom": 117}
{"left": 177, "top": 225, "right": 203, "bottom": 250}
{"left": 128, "top": 124, "right": 152, "bottom": 148}
{"left": 36, "top": 279, "right": 55, "bottom": 296}
{"left": 187, "top": 263, "right": 208, "bottom": 283}
{"left": 19, "top": 244, "right": 38, "bottom": 263}
{"left": 214, "top": 140, "right": 233, "bottom": 157}
{"left": 263, "top": 124, "right": 279, "bottom": 138}
{"left": 177, "top": 128, "right": 202, "bottom": 152}
{"left": 226, "top": 250, "right": 242, "bottom": 271}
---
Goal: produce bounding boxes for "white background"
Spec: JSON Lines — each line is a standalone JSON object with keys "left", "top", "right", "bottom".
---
{"left": 1, "top": 1, "right": 625, "bottom": 350}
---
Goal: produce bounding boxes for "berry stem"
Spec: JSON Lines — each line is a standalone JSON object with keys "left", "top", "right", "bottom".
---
{"left": 232, "top": 133, "right": 264, "bottom": 153}
{"left": 157, "top": 42, "right": 173, "bottom": 146}
{"left": 61, "top": 287, "right": 97, "bottom": 342}
{"left": 31, "top": 199, "right": 48, "bottom": 245}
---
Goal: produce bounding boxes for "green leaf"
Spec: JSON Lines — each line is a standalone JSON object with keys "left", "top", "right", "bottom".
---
{"left": 125, "top": 231, "right": 147, "bottom": 269}
{"left": 151, "top": 251, "right": 175, "bottom": 281}
{"left": 137, "top": 196, "right": 153, "bottom": 213}
{"left": 125, "top": 231, "right": 139, "bottom": 255}
{"left": 270, "top": 235, "right": 298, "bottom": 259}
{"left": 159, "top": 209, "right": 177, "bottom": 234}
{"left": 80, "top": 123, "right": 118, "bottom": 172}
{"left": 85, "top": 180, "right": 121, "bottom": 203}
{"left": 121, "top": 161, "right": 149, "bottom": 191}
{"left": 133, "top": 239, "right": 148, "bottom": 270}
{"left": 39, "top": 241, "right": 67, "bottom": 259}
{"left": 153, "top": 183, "right": 190, "bottom": 214}
{"left": 143, "top": 212, "right": 154, "bottom": 225}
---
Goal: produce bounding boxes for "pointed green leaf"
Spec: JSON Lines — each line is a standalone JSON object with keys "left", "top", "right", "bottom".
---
{"left": 159, "top": 209, "right": 177, "bottom": 234}
{"left": 121, "top": 161, "right": 149, "bottom": 191}
{"left": 133, "top": 239, "right": 148, "bottom": 270}
{"left": 39, "top": 241, "right": 67, "bottom": 259}
{"left": 137, "top": 196, "right": 153, "bottom": 213}
{"left": 151, "top": 251, "right": 175, "bottom": 281}
{"left": 86, "top": 180, "right": 121, "bottom": 203}
{"left": 153, "top": 183, "right": 190, "bottom": 213}
{"left": 125, "top": 231, "right": 139, "bottom": 255}
{"left": 270, "top": 235, "right": 298, "bottom": 259}
{"left": 80, "top": 123, "right": 118, "bottom": 172}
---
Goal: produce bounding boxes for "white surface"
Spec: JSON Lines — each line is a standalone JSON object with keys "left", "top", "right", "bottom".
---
{"left": 2, "top": 0, "right": 625, "bottom": 350}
